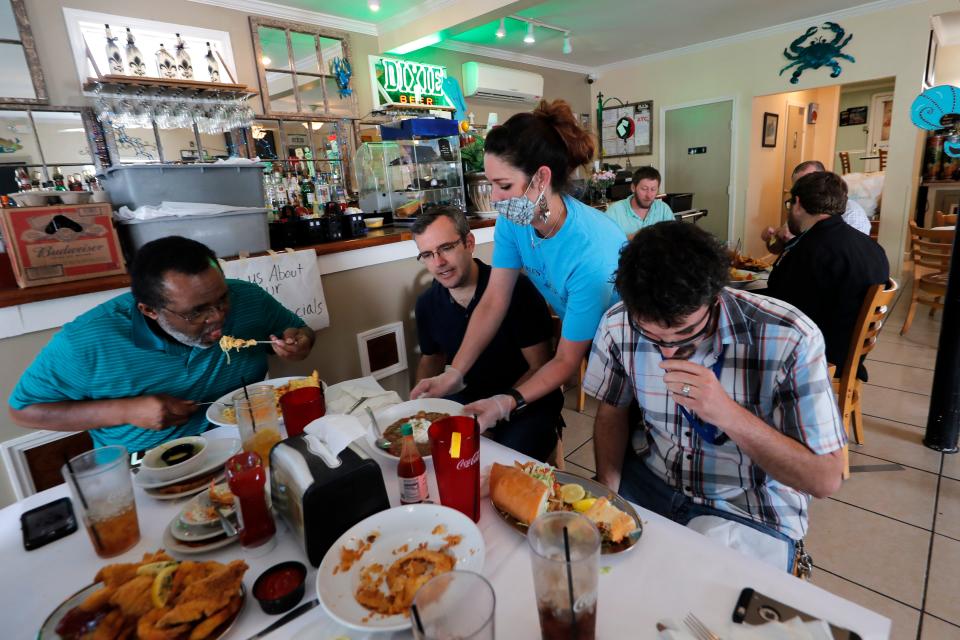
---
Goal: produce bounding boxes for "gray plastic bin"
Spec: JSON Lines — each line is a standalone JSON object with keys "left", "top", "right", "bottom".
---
{"left": 102, "top": 164, "right": 266, "bottom": 210}
{"left": 117, "top": 208, "right": 269, "bottom": 259}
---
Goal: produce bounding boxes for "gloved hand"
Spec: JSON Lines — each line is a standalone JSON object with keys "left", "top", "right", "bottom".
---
{"left": 410, "top": 365, "right": 465, "bottom": 399}
{"left": 463, "top": 394, "right": 514, "bottom": 431}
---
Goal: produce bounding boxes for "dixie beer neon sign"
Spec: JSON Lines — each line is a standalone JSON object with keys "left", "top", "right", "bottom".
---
{"left": 370, "top": 56, "right": 453, "bottom": 109}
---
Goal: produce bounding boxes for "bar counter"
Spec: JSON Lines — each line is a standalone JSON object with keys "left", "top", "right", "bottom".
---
{"left": 0, "top": 218, "right": 497, "bottom": 310}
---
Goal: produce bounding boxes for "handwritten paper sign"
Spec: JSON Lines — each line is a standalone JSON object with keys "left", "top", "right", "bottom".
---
{"left": 220, "top": 249, "right": 329, "bottom": 330}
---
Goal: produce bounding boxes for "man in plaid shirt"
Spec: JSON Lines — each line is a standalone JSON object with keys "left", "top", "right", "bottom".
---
{"left": 584, "top": 222, "right": 846, "bottom": 570}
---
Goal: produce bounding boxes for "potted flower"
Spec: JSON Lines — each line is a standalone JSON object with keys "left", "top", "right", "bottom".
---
{"left": 461, "top": 136, "right": 493, "bottom": 214}
{"left": 589, "top": 169, "right": 616, "bottom": 205}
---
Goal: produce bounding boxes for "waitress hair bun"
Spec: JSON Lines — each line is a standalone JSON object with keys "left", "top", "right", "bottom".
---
{"left": 532, "top": 100, "right": 595, "bottom": 170}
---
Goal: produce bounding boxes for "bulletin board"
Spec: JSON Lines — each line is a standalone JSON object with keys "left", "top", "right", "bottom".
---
{"left": 600, "top": 100, "right": 653, "bottom": 158}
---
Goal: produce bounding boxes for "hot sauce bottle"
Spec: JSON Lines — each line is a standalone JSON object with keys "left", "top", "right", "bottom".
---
{"left": 397, "top": 423, "right": 429, "bottom": 505}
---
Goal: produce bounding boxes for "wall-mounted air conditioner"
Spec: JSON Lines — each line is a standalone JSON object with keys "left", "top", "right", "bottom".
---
{"left": 461, "top": 62, "right": 544, "bottom": 104}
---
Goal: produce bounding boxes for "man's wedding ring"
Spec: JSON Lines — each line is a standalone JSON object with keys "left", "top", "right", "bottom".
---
{"left": 681, "top": 384, "right": 692, "bottom": 397}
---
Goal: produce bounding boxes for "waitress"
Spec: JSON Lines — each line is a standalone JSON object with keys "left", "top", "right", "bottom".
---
{"left": 412, "top": 100, "right": 626, "bottom": 429}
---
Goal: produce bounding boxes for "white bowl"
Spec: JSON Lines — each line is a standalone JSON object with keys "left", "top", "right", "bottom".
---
{"left": 58, "top": 191, "right": 92, "bottom": 205}
{"left": 364, "top": 217, "right": 384, "bottom": 229}
{"left": 141, "top": 436, "right": 209, "bottom": 483}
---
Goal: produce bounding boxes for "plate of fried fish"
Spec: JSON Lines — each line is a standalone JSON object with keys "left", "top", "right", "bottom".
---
{"left": 40, "top": 550, "right": 247, "bottom": 640}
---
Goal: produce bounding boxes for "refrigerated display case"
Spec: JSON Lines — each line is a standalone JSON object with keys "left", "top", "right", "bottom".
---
{"left": 356, "top": 135, "right": 465, "bottom": 223}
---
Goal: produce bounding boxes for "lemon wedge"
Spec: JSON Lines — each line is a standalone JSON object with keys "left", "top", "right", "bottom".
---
{"left": 151, "top": 564, "right": 178, "bottom": 608}
{"left": 136, "top": 561, "right": 179, "bottom": 576}
{"left": 572, "top": 498, "right": 597, "bottom": 513}
{"left": 559, "top": 483, "right": 586, "bottom": 504}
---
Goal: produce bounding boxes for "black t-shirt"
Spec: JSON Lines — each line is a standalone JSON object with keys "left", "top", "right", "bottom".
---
{"left": 415, "top": 259, "right": 554, "bottom": 401}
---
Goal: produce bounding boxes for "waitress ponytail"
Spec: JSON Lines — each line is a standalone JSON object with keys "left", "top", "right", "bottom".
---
{"left": 532, "top": 100, "right": 595, "bottom": 172}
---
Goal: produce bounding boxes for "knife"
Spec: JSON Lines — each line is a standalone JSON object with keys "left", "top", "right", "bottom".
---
{"left": 244, "top": 598, "right": 320, "bottom": 640}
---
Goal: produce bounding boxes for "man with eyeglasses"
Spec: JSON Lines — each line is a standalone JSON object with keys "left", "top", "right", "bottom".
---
{"left": 584, "top": 222, "right": 845, "bottom": 570}
{"left": 411, "top": 207, "right": 564, "bottom": 461}
{"left": 9, "top": 236, "right": 314, "bottom": 452}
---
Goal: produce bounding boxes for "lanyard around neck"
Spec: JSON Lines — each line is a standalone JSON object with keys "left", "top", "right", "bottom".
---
{"left": 663, "top": 344, "right": 729, "bottom": 445}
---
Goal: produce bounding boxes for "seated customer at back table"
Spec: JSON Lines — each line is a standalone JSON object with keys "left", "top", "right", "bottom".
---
{"left": 412, "top": 207, "right": 564, "bottom": 461}
{"left": 585, "top": 221, "right": 845, "bottom": 571}
{"left": 764, "top": 171, "right": 889, "bottom": 381}
{"left": 602, "top": 165, "right": 674, "bottom": 238}
{"left": 7, "top": 235, "right": 315, "bottom": 453}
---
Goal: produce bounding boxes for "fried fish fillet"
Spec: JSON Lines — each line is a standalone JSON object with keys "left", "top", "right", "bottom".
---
{"left": 159, "top": 560, "right": 247, "bottom": 628}
{"left": 137, "top": 608, "right": 190, "bottom": 640}
{"left": 109, "top": 574, "right": 154, "bottom": 618}
{"left": 188, "top": 595, "right": 242, "bottom": 640}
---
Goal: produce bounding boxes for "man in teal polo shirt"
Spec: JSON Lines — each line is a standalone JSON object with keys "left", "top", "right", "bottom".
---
{"left": 8, "top": 236, "right": 315, "bottom": 452}
{"left": 603, "top": 166, "right": 674, "bottom": 238}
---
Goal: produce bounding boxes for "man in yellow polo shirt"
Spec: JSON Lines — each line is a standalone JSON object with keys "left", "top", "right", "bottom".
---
{"left": 602, "top": 166, "right": 674, "bottom": 238}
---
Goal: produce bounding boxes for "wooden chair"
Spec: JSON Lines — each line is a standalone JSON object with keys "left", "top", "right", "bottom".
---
{"left": 878, "top": 148, "right": 887, "bottom": 171}
{"left": 869, "top": 219, "right": 880, "bottom": 241}
{"left": 831, "top": 278, "right": 898, "bottom": 478}
{"left": 900, "top": 221, "right": 954, "bottom": 335}
{"left": 838, "top": 151, "right": 851, "bottom": 174}
{"left": 933, "top": 210, "right": 958, "bottom": 227}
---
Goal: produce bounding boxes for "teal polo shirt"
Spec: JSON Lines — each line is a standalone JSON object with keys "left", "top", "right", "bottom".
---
{"left": 9, "top": 279, "right": 305, "bottom": 451}
{"left": 603, "top": 197, "right": 674, "bottom": 236}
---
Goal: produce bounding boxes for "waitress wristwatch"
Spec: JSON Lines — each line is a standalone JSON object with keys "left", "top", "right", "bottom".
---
{"left": 505, "top": 388, "right": 527, "bottom": 416}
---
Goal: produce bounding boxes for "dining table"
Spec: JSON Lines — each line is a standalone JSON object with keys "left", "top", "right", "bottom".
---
{"left": 0, "top": 424, "right": 891, "bottom": 639}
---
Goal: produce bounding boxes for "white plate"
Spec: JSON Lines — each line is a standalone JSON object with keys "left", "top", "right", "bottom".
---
{"left": 135, "top": 438, "right": 240, "bottom": 489}
{"left": 363, "top": 398, "right": 465, "bottom": 460}
{"left": 179, "top": 483, "right": 236, "bottom": 526}
{"left": 162, "top": 518, "right": 239, "bottom": 554}
{"left": 316, "top": 504, "right": 485, "bottom": 633}
{"left": 144, "top": 471, "right": 225, "bottom": 501}
{"left": 206, "top": 376, "right": 323, "bottom": 427}
{"left": 170, "top": 516, "right": 227, "bottom": 542}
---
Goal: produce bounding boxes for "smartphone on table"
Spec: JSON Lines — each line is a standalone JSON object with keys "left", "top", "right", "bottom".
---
{"left": 733, "top": 588, "right": 862, "bottom": 640}
{"left": 21, "top": 496, "right": 78, "bottom": 550}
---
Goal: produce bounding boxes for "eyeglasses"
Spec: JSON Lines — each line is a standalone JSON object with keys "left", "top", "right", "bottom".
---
{"left": 416, "top": 238, "right": 464, "bottom": 262}
{"left": 630, "top": 301, "right": 718, "bottom": 355}
{"left": 162, "top": 291, "right": 230, "bottom": 324}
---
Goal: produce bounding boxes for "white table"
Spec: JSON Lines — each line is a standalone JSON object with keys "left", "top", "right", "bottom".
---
{"left": 0, "top": 427, "right": 890, "bottom": 639}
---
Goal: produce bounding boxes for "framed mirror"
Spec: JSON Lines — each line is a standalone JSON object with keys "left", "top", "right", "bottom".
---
{"left": 0, "top": 0, "right": 48, "bottom": 103}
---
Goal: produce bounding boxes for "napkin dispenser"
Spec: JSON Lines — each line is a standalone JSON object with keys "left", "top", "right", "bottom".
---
{"left": 270, "top": 435, "right": 389, "bottom": 566}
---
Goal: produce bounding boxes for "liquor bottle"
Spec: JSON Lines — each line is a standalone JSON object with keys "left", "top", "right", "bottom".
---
{"left": 104, "top": 24, "right": 124, "bottom": 74}
{"left": 205, "top": 42, "right": 220, "bottom": 82}
{"left": 30, "top": 171, "right": 42, "bottom": 190}
{"left": 156, "top": 43, "right": 177, "bottom": 79}
{"left": 15, "top": 168, "right": 31, "bottom": 192}
{"left": 52, "top": 167, "right": 66, "bottom": 191}
{"left": 174, "top": 34, "right": 193, "bottom": 79}
{"left": 397, "top": 424, "right": 429, "bottom": 504}
{"left": 300, "top": 174, "right": 319, "bottom": 216}
{"left": 125, "top": 28, "right": 146, "bottom": 77}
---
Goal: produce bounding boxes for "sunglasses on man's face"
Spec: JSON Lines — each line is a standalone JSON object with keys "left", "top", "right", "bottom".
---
{"left": 630, "top": 301, "right": 718, "bottom": 358}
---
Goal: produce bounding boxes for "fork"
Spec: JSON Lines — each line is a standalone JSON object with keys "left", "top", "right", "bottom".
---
{"left": 684, "top": 613, "right": 721, "bottom": 640}
{"left": 345, "top": 396, "right": 370, "bottom": 414}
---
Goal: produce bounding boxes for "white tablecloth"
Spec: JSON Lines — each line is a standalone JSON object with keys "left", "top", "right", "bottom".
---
{"left": 0, "top": 427, "right": 890, "bottom": 639}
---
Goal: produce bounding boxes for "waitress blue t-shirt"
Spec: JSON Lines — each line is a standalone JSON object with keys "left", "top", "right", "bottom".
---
{"left": 492, "top": 195, "right": 626, "bottom": 341}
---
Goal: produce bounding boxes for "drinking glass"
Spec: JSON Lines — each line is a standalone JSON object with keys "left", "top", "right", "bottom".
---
{"left": 411, "top": 571, "right": 495, "bottom": 640}
{"left": 234, "top": 386, "right": 284, "bottom": 466}
{"left": 428, "top": 416, "right": 480, "bottom": 521}
{"left": 528, "top": 512, "right": 601, "bottom": 640}
{"left": 279, "top": 386, "right": 325, "bottom": 437}
{"left": 61, "top": 445, "right": 141, "bottom": 558}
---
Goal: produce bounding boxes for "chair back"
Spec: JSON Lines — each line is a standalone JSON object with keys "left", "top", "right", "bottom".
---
{"left": 908, "top": 221, "right": 954, "bottom": 279}
{"left": 837, "top": 279, "right": 898, "bottom": 412}
{"left": 934, "top": 210, "right": 958, "bottom": 227}
{"left": 838, "top": 151, "right": 851, "bottom": 174}
{"left": 878, "top": 148, "right": 887, "bottom": 171}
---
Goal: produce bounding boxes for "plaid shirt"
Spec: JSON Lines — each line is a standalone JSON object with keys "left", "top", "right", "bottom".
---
{"left": 583, "top": 288, "right": 845, "bottom": 540}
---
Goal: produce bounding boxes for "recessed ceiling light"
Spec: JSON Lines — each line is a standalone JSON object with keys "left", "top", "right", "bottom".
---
{"left": 368, "top": 0, "right": 380, "bottom": 11}
{"left": 562, "top": 34, "right": 572, "bottom": 55}
{"left": 261, "top": 56, "right": 271, "bottom": 66}
{"left": 496, "top": 18, "right": 506, "bottom": 39}
{"left": 524, "top": 23, "right": 535, "bottom": 44}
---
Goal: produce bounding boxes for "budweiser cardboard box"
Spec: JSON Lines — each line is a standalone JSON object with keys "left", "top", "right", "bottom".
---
{"left": 0, "top": 203, "right": 126, "bottom": 288}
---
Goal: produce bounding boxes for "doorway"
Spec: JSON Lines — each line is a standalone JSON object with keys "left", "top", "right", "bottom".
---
{"left": 866, "top": 92, "right": 893, "bottom": 172}
{"left": 662, "top": 99, "right": 735, "bottom": 241}
{"left": 780, "top": 105, "right": 807, "bottom": 224}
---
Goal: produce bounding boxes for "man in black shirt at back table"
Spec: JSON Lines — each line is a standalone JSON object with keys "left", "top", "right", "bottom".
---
{"left": 765, "top": 171, "right": 889, "bottom": 380}
{"left": 412, "top": 207, "right": 564, "bottom": 461}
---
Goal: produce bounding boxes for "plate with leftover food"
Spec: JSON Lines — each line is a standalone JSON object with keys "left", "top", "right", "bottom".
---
{"left": 179, "top": 482, "right": 236, "bottom": 526}
{"left": 38, "top": 550, "right": 246, "bottom": 640}
{"left": 205, "top": 372, "right": 324, "bottom": 427}
{"left": 490, "top": 461, "right": 643, "bottom": 554}
{"left": 316, "top": 503, "right": 484, "bottom": 632}
{"left": 135, "top": 438, "right": 240, "bottom": 491}
{"left": 363, "top": 398, "right": 465, "bottom": 460}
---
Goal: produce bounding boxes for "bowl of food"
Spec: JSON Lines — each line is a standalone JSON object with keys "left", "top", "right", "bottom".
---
{"left": 141, "top": 436, "right": 209, "bottom": 483}
{"left": 57, "top": 191, "right": 92, "bottom": 205}
{"left": 364, "top": 217, "right": 384, "bottom": 229}
{"left": 253, "top": 561, "right": 306, "bottom": 614}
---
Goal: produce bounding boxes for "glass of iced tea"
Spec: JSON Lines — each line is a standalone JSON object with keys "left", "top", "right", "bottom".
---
{"left": 234, "top": 387, "right": 283, "bottom": 466}
{"left": 61, "top": 445, "right": 140, "bottom": 558}
{"left": 528, "top": 512, "right": 601, "bottom": 640}
{"left": 410, "top": 570, "right": 495, "bottom": 640}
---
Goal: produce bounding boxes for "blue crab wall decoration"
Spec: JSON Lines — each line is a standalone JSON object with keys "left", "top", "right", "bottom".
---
{"left": 331, "top": 57, "right": 352, "bottom": 99}
{"left": 780, "top": 22, "right": 855, "bottom": 85}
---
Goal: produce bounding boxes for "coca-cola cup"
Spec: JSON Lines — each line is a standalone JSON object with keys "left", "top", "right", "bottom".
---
{"left": 428, "top": 415, "right": 480, "bottom": 522}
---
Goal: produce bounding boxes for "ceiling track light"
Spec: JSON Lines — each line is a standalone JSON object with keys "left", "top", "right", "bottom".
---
{"left": 368, "top": 0, "right": 380, "bottom": 12}
{"left": 524, "top": 22, "right": 535, "bottom": 44}
{"left": 496, "top": 17, "right": 506, "bottom": 39}
{"left": 562, "top": 33, "right": 572, "bottom": 55}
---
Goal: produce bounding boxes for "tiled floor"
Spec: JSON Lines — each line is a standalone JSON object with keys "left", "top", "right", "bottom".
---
{"left": 558, "top": 284, "right": 960, "bottom": 639}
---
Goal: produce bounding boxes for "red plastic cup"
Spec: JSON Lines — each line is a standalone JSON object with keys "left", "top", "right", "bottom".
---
{"left": 429, "top": 416, "right": 481, "bottom": 522}
{"left": 225, "top": 451, "right": 276, "bottom": 548}
{"left": 279, "top": 386, "right": 325, "bottom": 437}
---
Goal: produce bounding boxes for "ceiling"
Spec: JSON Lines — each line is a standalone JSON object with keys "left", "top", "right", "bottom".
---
{"left": 222, "top": 0, "right": 907, "bottom": 70}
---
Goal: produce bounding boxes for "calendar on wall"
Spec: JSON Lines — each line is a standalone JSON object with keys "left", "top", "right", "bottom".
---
{"left": 600, "top": 100, "right": 652, "bottom": 158}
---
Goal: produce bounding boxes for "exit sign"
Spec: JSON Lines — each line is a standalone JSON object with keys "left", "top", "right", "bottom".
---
{"left": 369, "top": 55, "right": 454, "bottom": 110}
{"left": 688, "top": 146, "right": 707, "bottom": 155}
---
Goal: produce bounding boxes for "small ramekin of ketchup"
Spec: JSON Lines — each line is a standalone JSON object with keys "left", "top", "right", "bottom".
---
{"left": 253, "top": 560, "right": 307, "bottom": 614}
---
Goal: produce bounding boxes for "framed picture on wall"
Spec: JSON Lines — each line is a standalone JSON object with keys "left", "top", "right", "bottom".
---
{"left": 762, "top": 112, "right": 779, "bottom": 148}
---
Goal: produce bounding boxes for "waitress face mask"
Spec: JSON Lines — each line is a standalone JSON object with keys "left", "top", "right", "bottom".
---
{"left": 493, "top": 180, "right": 545, "bottom": 225}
